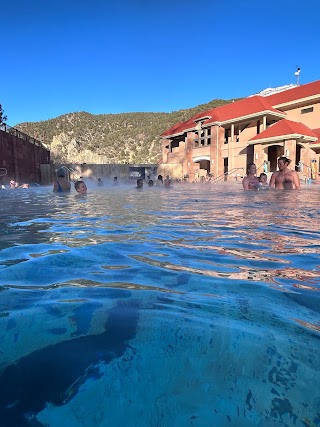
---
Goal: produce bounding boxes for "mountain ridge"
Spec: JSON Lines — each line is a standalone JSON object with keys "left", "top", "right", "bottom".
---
{"left": 15, "top": 98, "right": 236, "bottom": 164}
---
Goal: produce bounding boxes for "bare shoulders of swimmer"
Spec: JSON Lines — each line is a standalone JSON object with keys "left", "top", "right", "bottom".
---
{"left": 269, "top": 157, "right": 300, "bottom": 190}
{"left": 242, "top": 163, "right": 259, "bottom": 190}
{"left": 53, "top": 168, "right": 71, "bottom": 192}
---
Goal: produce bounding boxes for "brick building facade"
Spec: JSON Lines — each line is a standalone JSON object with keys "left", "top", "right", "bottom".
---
{"left": 161, "top": 80, "right": 320, "bottom": 181}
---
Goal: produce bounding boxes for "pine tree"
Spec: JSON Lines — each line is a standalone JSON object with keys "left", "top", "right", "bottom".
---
{"left": 0, "top": 104, "right": 7, "bottom": 125}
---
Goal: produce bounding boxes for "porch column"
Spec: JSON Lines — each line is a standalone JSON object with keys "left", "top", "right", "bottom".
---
{"left": 210, "top": 125, "right": 224, "bottom": 177}
{"left": 162, "top": 138, "right": 170, "bottom": 164}
{"left": 210, "top": 125, "right": 218, "bottom": 176}
{"left": 231, "top": 124, "right": 234, "bottom": 141}
{"left": 253, "top": 144, "right": 264, "bottom": 169}
{"left": 263, "top": 116, "right": 267, "bottom": 131}
{"left": 228, "top": 137, "right": 234, "bottom": 171}
{"left": 185, "top": 131, "right": 194, "bottom": 180}
{"left": 300, "top": 142, "right": 311, "bottom": 167}
{"left": 284, "top": 139, "right": 297, "bottom": 167}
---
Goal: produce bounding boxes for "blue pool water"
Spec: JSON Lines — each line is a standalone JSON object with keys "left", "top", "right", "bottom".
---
{"left": 0, "top": 183, "right": 319, "bottom": 427}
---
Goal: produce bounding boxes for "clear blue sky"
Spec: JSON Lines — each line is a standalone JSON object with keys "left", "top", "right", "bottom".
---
{"left": 1, "top": 0, "right": 320, "bottom": 126}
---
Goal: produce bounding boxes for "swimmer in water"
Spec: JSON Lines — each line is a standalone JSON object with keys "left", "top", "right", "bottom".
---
{"left": 164, "top": 175, "right": 171, "bottom": 188}
{"left": 269, "top": 157, "right": 300, "bottom": 190}
{"left": 53, "top": 168, "right": 71, "bottom": 193}
{"left": 258, "top": 172, "right": 269, "bottom": 190}
{"left": 136, "top": 178, "right": 143, "bottom": 190}
{"left": 75, "top": 180, "right": 87, "bottom": 195}
{"left": 242, "top": 163, "right": 260, "bottom": 190}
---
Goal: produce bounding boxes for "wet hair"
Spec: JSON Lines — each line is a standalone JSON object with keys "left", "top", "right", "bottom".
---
{"left": 74, "top": 180, "right": 85, "bottom": 191}
{"left": 57, "top": 168, "right": 66, "bottom": 178}
{"left": 278, "top": 156, "right": 291, "bottom": 165}
{"left": 113, "top": 176, "right": 117, "bottom": 180}
{"left": 247, "top": 163, "right": 256, "bottom": 174}
{"left": 157, "top": 175, "right": 163, "bottom": 181}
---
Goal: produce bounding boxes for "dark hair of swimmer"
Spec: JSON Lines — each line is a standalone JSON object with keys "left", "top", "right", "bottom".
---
{"left": 57, "top": 168, "right": 66, "bottom": 178}
{"left": 278, "top": 156, "right": 291, "bottom": 165}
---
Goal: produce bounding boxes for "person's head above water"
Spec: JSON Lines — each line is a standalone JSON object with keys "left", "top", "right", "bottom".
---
{"left": 246, "top": 163, "right": 257, "bottom": 175}
{"left": 136, "top": 178, "right": 143, "bottom": 189}
{"left": 148, "top": 180, "right": 154, "bottom": 186}
{"left": 259, "top": 173, "right": 267, "bottom": 184}
{"left": 9, "top": 180, "right": 18, "bottom": 188}
{"left": 57, "top": 168, "right": 66, "bottom": 178}
{"left": 75, "top": 180, "right": 87, "bottom": 195}
{"left": 277, "top": 156, "right": 291, "bottom": 171}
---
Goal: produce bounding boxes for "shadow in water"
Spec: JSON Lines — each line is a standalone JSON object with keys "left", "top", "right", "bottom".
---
{"left": 0, "top": 300, "right": 139, "bottom": 427}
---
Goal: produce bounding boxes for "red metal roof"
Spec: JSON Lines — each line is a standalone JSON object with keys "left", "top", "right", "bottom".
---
{"left": 161, "top": 110, "right": 214, "bottom": 137}
{"left": 265, "top": 80, "right": 320, "bottom": 106}
{"left": 311, "top": 128, "right": 320, "bottom": 143}
{"left": 161, "top": 80, "right": 320, "bottom": 138}
{"left": 250, "top": 119, "right": 318, "bottom": 141}
{"left": 203, "top": 96, "right": 284, "bottom": 123}
{"left": 161, "top": 96, "right": 284, "bottom": 137}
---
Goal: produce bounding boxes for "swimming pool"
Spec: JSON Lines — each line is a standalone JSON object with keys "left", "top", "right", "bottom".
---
{"left": 0, "top": 183, "right": 319, "bottom": 427}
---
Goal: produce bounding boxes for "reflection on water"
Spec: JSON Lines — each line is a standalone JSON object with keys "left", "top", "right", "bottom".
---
{"left": 0, "top": 183, "right": 319, "bottom": 427}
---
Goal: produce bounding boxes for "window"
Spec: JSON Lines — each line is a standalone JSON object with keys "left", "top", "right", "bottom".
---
{"left": 301, "top": 107, "right": 313, "bottom": 114}
{"left": 193, "top": 128, "right": 211, "bottom": 148}
{"left": 224, "top": 128, "right": 230, "bottom": 144}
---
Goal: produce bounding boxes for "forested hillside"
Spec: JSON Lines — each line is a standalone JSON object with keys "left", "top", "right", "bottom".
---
{"left": 15, "top": 98, "right": 234, "bottom": 164}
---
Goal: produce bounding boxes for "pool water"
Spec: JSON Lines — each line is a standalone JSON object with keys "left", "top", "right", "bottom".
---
{"left": 0, "top": 183, "right": 319, "bottom": 427}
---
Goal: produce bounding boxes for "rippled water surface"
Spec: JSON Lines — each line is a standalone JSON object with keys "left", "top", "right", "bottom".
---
{"left": 0, "top": 183, "right": 319, "bottom": 427}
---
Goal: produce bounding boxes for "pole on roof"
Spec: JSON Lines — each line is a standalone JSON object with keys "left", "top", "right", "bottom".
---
{"left": 294, "top": 66, "right": 301, "bottom": 85}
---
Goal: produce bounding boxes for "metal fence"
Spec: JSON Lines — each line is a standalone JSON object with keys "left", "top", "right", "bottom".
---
{"left": 0, "top": 123, "right": 48, "bottom": 150}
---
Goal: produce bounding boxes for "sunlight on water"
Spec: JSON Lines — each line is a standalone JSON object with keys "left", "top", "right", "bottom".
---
{"left": 0, "top": 183, "right": 319, "bottom": 427}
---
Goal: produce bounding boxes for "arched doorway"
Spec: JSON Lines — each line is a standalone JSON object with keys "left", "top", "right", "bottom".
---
{"left": 193, "top": 156, "right": 210, "bottom": 177}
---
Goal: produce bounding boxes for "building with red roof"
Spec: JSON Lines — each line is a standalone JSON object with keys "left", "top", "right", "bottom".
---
{"left": 160, "top": 80, "right": 320, "bottom": 181}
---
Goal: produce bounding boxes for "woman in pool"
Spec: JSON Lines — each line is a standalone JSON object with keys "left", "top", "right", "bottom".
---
{"left": 53, "top": 168, "right": 71, "bottom": 193}
{"left": 75, "top": 180, "right": 87, "bottom": 195}
{"left": 156, "top": 175, "right": 163, "bottom": 186}
{"left": 242, "top": 163, "right": 260, "bottom": 190}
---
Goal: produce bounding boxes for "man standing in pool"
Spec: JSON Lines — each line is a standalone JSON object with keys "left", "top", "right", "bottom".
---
{"left": 269, "top": 157, "right": 300, "bottom": 190}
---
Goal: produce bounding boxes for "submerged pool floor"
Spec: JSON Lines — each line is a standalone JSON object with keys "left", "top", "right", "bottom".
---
{"left": 0, "top": 183, "right": 319, "bottom": 426}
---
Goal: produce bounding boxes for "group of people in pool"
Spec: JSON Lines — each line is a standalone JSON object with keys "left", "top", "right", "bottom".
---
{"left": 53, "top": 158, "right": 300, "bottom": 194}
{"left": 136, "top": 174, "right": 172, "bottom": 189}
{"left": 242, "top": 156, "right": 301, "bottom": 190}
{"left": 53, "top": 169, "right": 173, "bottom": 195}
{"left": 0, "top": 180, "right": 30, "bottom": 189}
